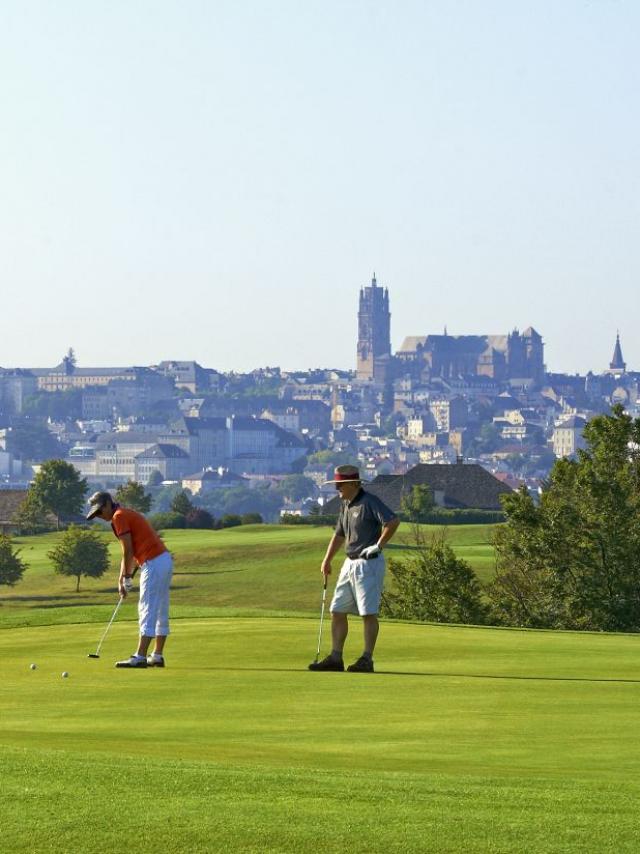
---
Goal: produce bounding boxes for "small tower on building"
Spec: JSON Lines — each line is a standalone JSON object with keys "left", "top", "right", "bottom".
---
{"left": 607, "top": 332, "right": 626, "bottom": 377}
{"left": 356, "top": 273, "right": 391, "bottom": 382}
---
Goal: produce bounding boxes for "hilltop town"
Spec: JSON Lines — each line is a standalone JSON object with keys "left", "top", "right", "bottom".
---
{"left": 0, "top": 275, "right": 637, "bottom": 519}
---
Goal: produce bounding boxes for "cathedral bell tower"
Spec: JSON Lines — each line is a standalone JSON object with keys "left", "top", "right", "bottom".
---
{"left": 357, "top": 273, "right": 391, "bottom": 382}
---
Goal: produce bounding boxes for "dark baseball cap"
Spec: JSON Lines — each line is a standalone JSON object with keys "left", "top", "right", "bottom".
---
{"left": 86, "top": 491, "right": 113, "bottom": 520}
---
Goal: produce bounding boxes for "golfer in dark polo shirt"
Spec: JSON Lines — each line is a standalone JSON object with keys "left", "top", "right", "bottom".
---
{"left": 309, "top": 465, "right": 400, "bottom": 673}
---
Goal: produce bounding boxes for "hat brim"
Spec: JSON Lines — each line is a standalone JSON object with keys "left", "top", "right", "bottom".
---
{"left": 86, "top": 507, "right": 103, "bottom": 520}
{"left": 323, "top": 477, "right": 366, "bottom": 485}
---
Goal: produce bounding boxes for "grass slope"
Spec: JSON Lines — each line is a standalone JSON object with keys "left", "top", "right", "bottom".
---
{"left": 0, "top": 524, "right": 497, "bottom": 627}
{"left": 2, "top": 618, "right": 640, "bottom": 852}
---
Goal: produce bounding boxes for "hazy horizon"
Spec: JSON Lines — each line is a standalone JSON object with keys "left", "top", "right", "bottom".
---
{"left": 2, "top": 2, "right": 638, "bottom": 375}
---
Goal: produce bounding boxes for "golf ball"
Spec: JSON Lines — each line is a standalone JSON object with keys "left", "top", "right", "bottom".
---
{"left": 61, "top": 671, "right": 69, "bottom": 678}
{"left": 30, "top": 663, "right": 37, "bottom": 670}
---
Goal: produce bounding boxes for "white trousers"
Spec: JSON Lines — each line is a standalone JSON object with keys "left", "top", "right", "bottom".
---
{"left": 138, "top": 551, "right": 173, "bottom": 637}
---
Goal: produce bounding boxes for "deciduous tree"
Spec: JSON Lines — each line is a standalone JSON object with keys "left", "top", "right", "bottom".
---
{"left": 30, "top": 459, "right": 88, "bottom": 529}
{"left": 47, "top": 525, "right": 110, "bottom": 592}
{"left": 488, "top": 406, "right": 640, "bottom": 631}
{"left": 115, "top": 480, "right": 152, "bottom": 514}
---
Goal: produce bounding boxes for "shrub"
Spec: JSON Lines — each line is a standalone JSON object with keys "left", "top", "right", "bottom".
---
{"left": 381, "top": 529, "right": 489, "bottom": 625}
{"left": 185, "top": 508, "right": 215, "bottom": 530}
{"left": 218, "top": 514, "right": 242, "bottom": 529}
{"left": 148, "top": 512, "right": 187, "bottom": 531}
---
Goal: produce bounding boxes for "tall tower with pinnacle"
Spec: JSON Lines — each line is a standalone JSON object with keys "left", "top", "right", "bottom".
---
{"left": 357, "top": 273, "right": 391, "bottom": 382}
{"left": 608, "top": 331, "right": 626, "bottom": 376}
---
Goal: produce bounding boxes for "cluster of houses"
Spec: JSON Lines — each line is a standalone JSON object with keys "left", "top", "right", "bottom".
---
{"left": 0, "top": 279, "right": 637, "bottom": 518}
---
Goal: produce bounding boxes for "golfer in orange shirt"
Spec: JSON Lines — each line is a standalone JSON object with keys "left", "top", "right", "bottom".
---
{"left": 87, "top": 491, "right": 173, "bottom": 668}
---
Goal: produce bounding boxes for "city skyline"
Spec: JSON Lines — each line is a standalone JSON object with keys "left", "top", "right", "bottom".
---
{"left": 2, "top": 2, "right": 638, "bottom": 374}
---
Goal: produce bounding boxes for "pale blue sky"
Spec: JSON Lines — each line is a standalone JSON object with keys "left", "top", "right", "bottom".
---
{"left": 1, "top": 1, "right": 638, "bottom": 374}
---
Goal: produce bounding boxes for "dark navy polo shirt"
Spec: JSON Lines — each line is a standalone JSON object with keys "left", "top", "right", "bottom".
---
{"left": 335, "top": 488, "right": 397, "bottom": 558}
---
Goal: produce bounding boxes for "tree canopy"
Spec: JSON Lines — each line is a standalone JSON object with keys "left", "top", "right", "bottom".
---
{"left": 47, "top": 525, "right": 110, "bottom": 592}
{"left": 115, "top": 480, "right": 152, "bottom": 514}
{"left": 30, "top": 459, "right": 88, "bottom": 529}
{"left": 400, "top": 484, "right": 435, "bottom": 522}
{"left": 0, "top": 535, "right": 28, "bottom": 587}
{"left": 489, "top": 406, "right": 640, "bottom": 631}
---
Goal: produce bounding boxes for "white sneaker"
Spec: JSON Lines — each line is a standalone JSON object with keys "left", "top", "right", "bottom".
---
{"left": 147, "top": 655, "right": 165, "bottom": 668}
{"left": 115, "top": 654, "right": 148, "bottom": 668}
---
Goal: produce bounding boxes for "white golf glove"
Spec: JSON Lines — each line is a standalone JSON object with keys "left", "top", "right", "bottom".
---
{"left": 122, "top": 576, "right": 133, "bottom": 593}
{"left": 360, "top": 544, "right": 382, "bottom": 560}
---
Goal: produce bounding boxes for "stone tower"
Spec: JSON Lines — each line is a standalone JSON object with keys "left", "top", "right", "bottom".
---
{"left": 357, "top": 274, "right": 391, "bottom": 382}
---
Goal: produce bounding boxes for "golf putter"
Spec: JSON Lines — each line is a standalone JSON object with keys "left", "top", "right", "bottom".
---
{"left": 88, "top": 567, "right": 139, "bottom": 658}
{"left": 314, "top": 578, "right": 328, "bottom": 663}
{"left": 88, "top": 596, "right": 124, "bottom": 658}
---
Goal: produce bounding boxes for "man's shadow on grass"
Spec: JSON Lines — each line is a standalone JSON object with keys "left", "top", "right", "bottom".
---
{"left": 196, "top": 666, "right": 640, "bottom": 684}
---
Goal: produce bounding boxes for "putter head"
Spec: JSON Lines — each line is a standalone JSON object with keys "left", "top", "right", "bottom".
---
{"left": 87, "top": 653, "right": 100, "bottom": 659}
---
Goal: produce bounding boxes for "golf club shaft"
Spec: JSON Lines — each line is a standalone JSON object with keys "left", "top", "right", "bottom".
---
{"left": 315, "top": 579, "right": 327, "bottom": 660}
{"left": 94, "top": 596, "right": 124, "bottom": 657}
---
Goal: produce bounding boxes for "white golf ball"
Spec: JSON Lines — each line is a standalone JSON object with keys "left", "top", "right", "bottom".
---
{"left": 30, "top": 663, "right": 37, "bottom": 670}
{"left": 61, "top": 671, "right": 69, "bottom": 678}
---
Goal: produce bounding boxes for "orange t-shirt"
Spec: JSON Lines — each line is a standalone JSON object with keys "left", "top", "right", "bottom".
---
{"left": 111, "top": 506, "right": 167, "bottom": 566}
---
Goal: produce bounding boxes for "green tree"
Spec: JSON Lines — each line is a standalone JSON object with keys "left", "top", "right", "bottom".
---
{"left": 30, "top": 459, "right": 88, "bottom": 529}
{"left": 185, "top": 508, "right": 215, "bottom": 529}
{"left": 5, "top": 421, "right": 63, "bottom": 460}
{"left": 275, "top": 475, "right": 317, "bottom": 502}
{"left": 488, "top": 406, "right": 640, "bottom": 631}
{"left": 151, "top": 483, "right": 183, "bottom": 513}
{"left": 23, "top": 389, "right": 83, "bottom": 420}
{"left": 171, "top": 490, "right": 194, "bottom": 516}
{"left": 381, "top": 529, "right": 488, "bottom": 625}
{"left": 468, "top": 422, "right": 501, "bottom": 455}
{"left": 148, "top": 511, "right": 187, "bottom": 531}
{"left": 147, "top": 470, "right": 164, "bottom": 488}
{"left": 306, "top": 450, "right": 354, "bottom": 467}
{"left": 0, "top": 535, "right": 28, "bottom": 587}
{"left": 13, "top": 491, "right": 55, "bottom": 535}
{"left": 115, "top": 480, "right": 152, "bottom": 513}
{"left": 400, "top": 484, "right": 435, "bottom": 522}
{"left": 47, "top": 525, "right": 110, "bottom": 592}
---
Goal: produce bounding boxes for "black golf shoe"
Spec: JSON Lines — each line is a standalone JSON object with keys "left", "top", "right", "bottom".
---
{"left": 308, "top": 655, "right": 344, "bottom": 672}
{"left": 115, "top": 655, "right": 148, "bottom": 668}
{"left": 347, "top": 656, "right": 374, "bottom": 673}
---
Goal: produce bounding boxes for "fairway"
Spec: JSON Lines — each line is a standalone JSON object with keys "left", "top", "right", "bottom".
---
{"left": 2, "top": 525, "right": 639, "bottom": 852}
{"left": 2, "top": 615, "right": 640, "bottom": 853}
{"left": 0, "top": 524, "right": 497, "bottom": 626}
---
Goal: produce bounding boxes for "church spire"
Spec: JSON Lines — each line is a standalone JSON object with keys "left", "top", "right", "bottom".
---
{"left": 609, "top": 331, "right": 626, "bottom": 374}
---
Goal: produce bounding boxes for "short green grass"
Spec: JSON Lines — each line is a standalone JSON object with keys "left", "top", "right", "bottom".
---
{"left": 1, "top": 523, "right": 497, "bottom": 625}
{"left": 3, "top": 524, "right": 637, "bottom": 853}
{"left": 2, "top": 618, "right": 640, "bottom": 852}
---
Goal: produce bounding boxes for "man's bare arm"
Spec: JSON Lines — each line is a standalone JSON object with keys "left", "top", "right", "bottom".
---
{"left": 321, "top": 533, "right": 345, "bottom": 577}
{"left": 378, "top": 517, "right": 400, "bottom": 549}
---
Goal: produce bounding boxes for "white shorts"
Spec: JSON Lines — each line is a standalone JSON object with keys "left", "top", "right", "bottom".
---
{"left": 330, "top": 555, "right": 386, "bottom": 616}
{"left": 138, "top": 551, "right": 173, "bottom": 637}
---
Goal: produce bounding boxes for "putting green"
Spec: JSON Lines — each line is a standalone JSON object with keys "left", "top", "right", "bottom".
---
{"left": 2, "top": 617, "right": 640, "bottom": 852}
